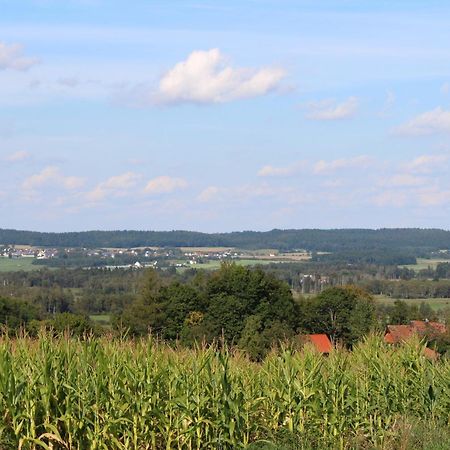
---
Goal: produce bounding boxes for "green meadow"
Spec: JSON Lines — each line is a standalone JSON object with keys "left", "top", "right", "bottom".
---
{"left": 0, "top": 257, "right": 37, "bottom": 272}
{"left": 374, "top": 294, "right": 450, "bottom": 311}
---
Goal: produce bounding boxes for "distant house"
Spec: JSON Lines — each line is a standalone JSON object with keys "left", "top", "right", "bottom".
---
{"left": 384, "top": 320, "right": 447, "bottom": 360}
{"left": 305, "top": 334, "right": 333, "bottom": 354}
{"left": 384, "top": 320, "right": 446, "bottom": 344}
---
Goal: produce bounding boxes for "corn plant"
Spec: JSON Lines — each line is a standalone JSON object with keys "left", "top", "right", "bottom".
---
{"left": 0, "top": 333, "right": 448, "bottom": 449}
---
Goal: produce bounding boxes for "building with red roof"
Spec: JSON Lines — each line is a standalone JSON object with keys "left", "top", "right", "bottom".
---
{"left": 384, "top": 320, "right": 446, "bottom": 345}
{"left": 305, "top": 334, "right": 333, "bottom": 354}
{"left": 384, "top": 320, "right": 446, "bottom": 360}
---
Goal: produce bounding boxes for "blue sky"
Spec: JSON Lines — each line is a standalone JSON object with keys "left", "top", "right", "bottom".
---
{"left": 1, "top": 0, "right": 450, "bottom": 232}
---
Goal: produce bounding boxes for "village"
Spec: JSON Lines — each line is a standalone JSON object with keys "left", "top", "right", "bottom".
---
{"left": 0, "top": 244, "right": 250, "bottom": 269}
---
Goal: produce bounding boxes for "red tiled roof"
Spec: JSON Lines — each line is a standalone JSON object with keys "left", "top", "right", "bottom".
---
{"left": 384, "top": 321, "right": 447, "bottom": 345}
{"left": 384, "top": 325, "right": 414, "bottom": 344}
{"left": 307, "top": 334, "right": 333, "bottom": 353}
{"left": 410, "top": 320, "right": 446, "bottom": 334}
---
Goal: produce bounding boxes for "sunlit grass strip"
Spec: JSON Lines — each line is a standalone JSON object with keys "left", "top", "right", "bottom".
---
{"left": 0, "top": 334, "right": 448, "bottom": 449}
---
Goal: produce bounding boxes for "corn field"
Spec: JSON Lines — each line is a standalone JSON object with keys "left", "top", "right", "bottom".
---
{"left": 0, "top": 334, "right": 449, "bottom": 449}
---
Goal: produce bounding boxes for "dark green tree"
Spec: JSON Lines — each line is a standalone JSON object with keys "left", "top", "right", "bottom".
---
{"left": 302, "top": 286, "right": 376, "bottom": 346}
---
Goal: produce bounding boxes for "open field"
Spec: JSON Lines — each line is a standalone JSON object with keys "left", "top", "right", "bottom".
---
{"left": 89, "top": 314, "right": 112, "bottom": 328}
{"left": 0, "top": 257, "right": 37, "bottom": 272}
{"left": 400, "top": 258, "right": 450, "bottom": 272}
{"left": 176, "top": 258, "right": 282, "bottom": 271}
{"left": 180, "top": 246, "right": 235, "bottom": 253}
{"left": 0, "top": 335, "right": 448, "bottom": 449}
{"left": 374, "top": 294, "right": 450, "bottom": 311}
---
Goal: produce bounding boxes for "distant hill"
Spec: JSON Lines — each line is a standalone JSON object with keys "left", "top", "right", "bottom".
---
{"left": 1, "top": 228, "right": 450, "bottom": 254}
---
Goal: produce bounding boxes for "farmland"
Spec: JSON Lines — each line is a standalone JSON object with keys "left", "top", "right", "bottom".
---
{"left": 374, "top": 294, "right": 450, "bottom": 311}
{"left": 400, "top": 258, "right": 450, "bottom": 272}
{"left": 176, "top": 258, "right": 280, "bottom": 271}
{"left": 0, "top": 257, "right": 36, "bottom": 272}
{"left": 0, "top": 334, "right": 449, "bottom": 449}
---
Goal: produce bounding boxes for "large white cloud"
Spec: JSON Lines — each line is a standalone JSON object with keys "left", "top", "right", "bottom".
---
{"left": 0, "top": 42, "right": 39, "bottom": 71}
{"left": 154, "top": 48, "right": 286, "bottom": 105}
{"left": 305, "top": 96, "right": 359, "bottom": 120}
{"left": 395, "top": 107, "right": 450, "bottom": 135}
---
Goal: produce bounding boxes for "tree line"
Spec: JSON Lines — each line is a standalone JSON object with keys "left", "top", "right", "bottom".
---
{"left": 2, "top": 228, "right": 450, "bottom": 255}
{"left": 2, "top": 264, "right": 449, "bottom": 359}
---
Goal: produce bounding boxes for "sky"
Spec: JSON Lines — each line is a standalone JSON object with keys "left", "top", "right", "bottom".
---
{"left": 1, "top": 0, "right": 450, "bottom": 232}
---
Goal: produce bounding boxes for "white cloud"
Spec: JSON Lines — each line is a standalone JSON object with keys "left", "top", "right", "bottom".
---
{"left": 395, "top": 107, "right": 450, "bottom": 135}
{"left": 372, "top": 190, "right": 408, "bottom": 207}
{"left": 22, "top": 166, "right": 84, "bottom": 191}
{"left": 313, "top": 155, "right": 372, "bottom": 174}
{"left": 379, "top": 174, "right": 427, "bottom": 187}
{"left": 378, "top": 90, "right": 396, "bottom": 118}
{"left": 305, "top": 96, "right": 359, "bottom": 120}
{"left": 197, "top": 186, "right": 220, "bottom": 203}
{"left": 57, "top": 77, "right": 81, "bottom": 87}
{"left": 405, "top": 154, "right": 449, "bottom": 173}
{"left": 153, "top": 48, "right": 285, "bottom": 105}
{"left": 418, "top": 188, "right": 450, "bottom": 206}
{"left": 86, "top": 172, "right": 141, "bottom": 202}
{"left": 144, "top": 176, "right": 188, "bottom": 194}
{"left": 4, "top": 150, "right": 31, "bottom": 162}
{"left": 258, "top": 161, "right": 306, "bottom": 177}
{"left": 0, "top": 42, "right": 39, "bottom": 71}
{"left": 197, "top": 182, "right": 295, "bottom": 205}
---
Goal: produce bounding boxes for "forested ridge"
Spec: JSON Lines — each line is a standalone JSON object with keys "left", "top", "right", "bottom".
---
{"left": 2, "top": 228, "right": 450, "bottom": 252}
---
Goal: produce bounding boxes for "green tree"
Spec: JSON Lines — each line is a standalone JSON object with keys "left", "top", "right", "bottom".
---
{"left": 119, "top": 269, "right": 166, "bottom": 335}
{"left": 203, "top": 264, "right": 298, "bottom": 351}
{"left": 48, "top": 313, "right": 95, "bottom": 336}
{"left": 303, "top": 286, "right": 376, "bottom": 346}
{"left": 0, "top": 296, "right": 38, "bottom": 331}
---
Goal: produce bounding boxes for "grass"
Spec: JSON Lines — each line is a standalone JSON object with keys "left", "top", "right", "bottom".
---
{"left": 400, "top": 258, "right": 450, "bottom": 272}
{"left": 0, "top": 257, "right": 37, "bottom": 272}
{"left": 374, "top": 294, "right": 450, "bottom": 311}
{"left": 176, "top": 259, "right": 282, "bottom": 272}
{"left": 89, "top": 314, "right": 112, "bottom": 327}
{"left": 0, "top": 334, "right": 448, "bottom": 449}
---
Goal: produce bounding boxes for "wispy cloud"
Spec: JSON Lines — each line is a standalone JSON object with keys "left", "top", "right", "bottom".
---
{"left": 394, "top": 107, "right": 450, "bottom": 135}
{"left": 305, "top": 96, "right": 359, "bottom": 120}
{"left": 378, "top": 90, "right": 396, "bottom": 118}
{"left": 417, "top": 187, "right": 450, "bottom": 206}
{"left": 86, "top": 172, "right": 141, "bottom": 202}
{"left": 372, "top": 190, "right": 408, "bottom": 207}
{"left": 378, "top": 173, "right": 427, "bottom": 187}
{"left": 144, "top": 176, "right": 188, "bottom": 194}
{"left": 197, "top": 186, "right": 220, "bottom": 203}
{"left": 258, "top": 161, "right": 306, "bottom": 177}
{"left": 4, "top": 150, "right": 31, "bottom": 162}
{"left": 22, "top": 166, "right": 84, "bottom": 192}
{"left": 405, "top": 154, "right": 449, "bottom": 173}
{"left": 313, "top": 155, "right": 373, "bottom": 174}
{"left": 0, "top": 42, "right": 39, "bottom": 71}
